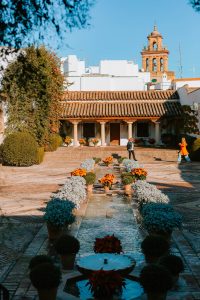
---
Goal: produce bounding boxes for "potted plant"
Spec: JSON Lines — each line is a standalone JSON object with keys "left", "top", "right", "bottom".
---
{"left": 159, "top": 254, "right": 184, "bottom": 286}
{"left": 98, "top": 173, "right": 115, "bottom": 193}
{"left": 131, "top": 168, "right": 147, "bottom": 181}
{"left": 148, "top": 138, "right": 156, "bottom": 145}
{"left": 44, "top": 198, "right": 76, "bottom": 241}
{"left": 140, "top": 264, "right": 173, "bottom": 300}
{"left": 79, "top": 138, "right": 86, "bottom": 146}
{"left": 141, "top": 235, "right": 170, "bottom": 264}
{"left": 102, "top": 156, "right": 113, "bottom": 166}
{"left": 71, "top": 168, "right": 87, "bottom": 177}
{"left": 90, "top": 138, "right": 99, "bottom": 147}
{"left": 29, "top": 255, "right": 53, "bottom": 270}
{"left": 117, "top": 156, "right": 126, "bottom": 166}
{"left": 93, "top": 157, "right": 101, "bottom": 166}
{"left": 83, "top": 172, "right": 96, "bottom": 192}
{"left": 141, "top": 205, "right": 182, "bottom": 240}
{"left": 29, "top": 263, "right": 61, "bottom": 300}
{"left": 94, "top": 234, "right": 122, "bottom": 254}
{"left": 54, "top": 234, "right": 80, "bottom": 270}
{"left": 64, "top": 136, "right": 72, "bottom": 147}
{"left": 121, "top": 172, "right": 135, "bottom": 192}
{"left": 86, "top": 270, "right": 125, "bottom": 300}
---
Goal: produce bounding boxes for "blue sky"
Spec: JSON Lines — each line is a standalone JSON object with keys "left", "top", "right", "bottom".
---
{"left": 56, "top": 0, "right": 200, "bottom": 78}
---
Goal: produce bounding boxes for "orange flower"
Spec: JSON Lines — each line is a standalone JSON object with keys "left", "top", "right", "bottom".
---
{"left": 71, "top": 168, "right": 87, "bottom": 177}
{"left": 131, "top": 168, "right": 147, "bottom": 180}
{"left": 79, "top": 138, "right": 86, "bottom": 145}
{"left": 98, "top": 173, "right": 116, "bottom": 187}
{"left": 103, "top": 156, "right": 113, "bottom": 165}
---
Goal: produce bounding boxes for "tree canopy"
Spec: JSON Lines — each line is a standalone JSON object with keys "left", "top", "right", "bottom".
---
{"left": 189, "top": 0, "right": 200, "bottom": 12}
{"left": 0, "top": 0, "right": 94, "bottom": 48}
{"left": 1, "top": 46, "right": 64, "bottom": 146}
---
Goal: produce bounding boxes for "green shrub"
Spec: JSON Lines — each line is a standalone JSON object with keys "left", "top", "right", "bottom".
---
{"left": 117, "top": 157, "right": 127, "bottom": 164}
{"left": 45, "top": 134, "right": 62, "bottom": 152}
{"left": 121, "top": 176, "right": 134, "bottom": 185}
{"left": 83, "top": 172, "right": 96, "bottom": 185}
{"left": 36, "top": 147, "right": 45, "bottom": 164}
{"left": 190, "top": 138, "right": 200, "bottom": 161}
{"left": 1, "top": 131, "right": 38, "bottom": 166}
{"left": 93, "top": 157, "right": 101, "bottom": 164}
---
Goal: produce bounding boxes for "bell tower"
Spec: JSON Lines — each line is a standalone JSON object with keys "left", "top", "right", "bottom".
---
{"left": 141, "top": 25, "right": 175, "bottom": 81}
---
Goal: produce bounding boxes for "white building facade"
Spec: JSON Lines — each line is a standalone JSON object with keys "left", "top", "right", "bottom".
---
{"left": 61, "top": 55, "right": 150, "bottom": 91}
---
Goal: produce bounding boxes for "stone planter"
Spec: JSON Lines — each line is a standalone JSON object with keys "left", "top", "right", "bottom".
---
{"left": 37, "top": 288, "right": 58, "bottom": 300}
{"left": 60, "top": 253, "right": 76, "bottom": 270}
{"left": 87, "top": 184, "right": 93, "bottom": 193}
{"left": 47, "top": 223, "right": 63, "bottom": 241}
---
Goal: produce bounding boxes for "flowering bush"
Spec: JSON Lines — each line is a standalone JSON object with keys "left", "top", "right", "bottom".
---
{"left": 86, "top": 270, "right": 125, "bottom": 299}
{"left": 99, "top": 174, "right": 115, "bottom": 187}
{"left": 123, "top": 159, "right": 139, "bottom": 172}
{"left": 80, "top": 159, "right": 95, "bottom": 171}
{"left": 64, "top": 136, "right": 72, "bottom": 146}
{"left": 44, "top": 198, "right": 76, "bottom": 226}
{"left": 79, "top": 138, "right": 86, "bottom": 145}
{"left": 71, "top": 168, "right": 87, "bottom": 177}
{"left": 142, "top": 208, "right": 183, "bottom": 233}
{"left": 56, "top": 176, "right": 86, "bottom": 208}
{"left": 102, "top": 156, "right": 113, "bottom": 166}
{"left": 131, "top": 168, "right": 147, "bottom": 180}
{"left": 141, "top": 203, "right": 175, "bottom": 217}
{"left": 94, "top": 235, "right": 122, "bottom": 254}
{"left": 89, "top": 138, "right": 99, "bottom": 146}
{"left": 133, "top": 180, "right": 169, "bottom": 206}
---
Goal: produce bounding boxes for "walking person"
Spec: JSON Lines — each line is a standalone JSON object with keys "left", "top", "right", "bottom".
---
{"left": 178, "top": 137, "right": 191, "bottom": 163}
{"left": 127, "top": 138, "right": 137, "bottom": 160}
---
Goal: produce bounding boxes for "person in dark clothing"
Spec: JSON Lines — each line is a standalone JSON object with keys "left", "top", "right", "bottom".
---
{"left": 127, "top": 138, "right": 137, "bottom": 160}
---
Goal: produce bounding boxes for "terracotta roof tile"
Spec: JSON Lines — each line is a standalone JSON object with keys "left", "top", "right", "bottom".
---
{"left": 60, "top": 101, "right": 182, "bottom": 119}
{"left": 63, "top": 90, "right": 179, "bottom": 101}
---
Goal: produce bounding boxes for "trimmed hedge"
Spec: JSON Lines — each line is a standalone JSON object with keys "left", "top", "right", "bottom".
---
{"left": 1, "top": 131, "right": 38, "bottom": 166}
{"left": 45, "top": 134, "right": 62, "bottom": 152}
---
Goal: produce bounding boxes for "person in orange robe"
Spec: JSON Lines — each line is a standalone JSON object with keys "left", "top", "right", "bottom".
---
{"left": 178, "top": 137, "right": 191, "bottom": 163}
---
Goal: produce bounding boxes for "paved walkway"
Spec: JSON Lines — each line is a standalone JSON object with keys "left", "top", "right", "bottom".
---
{"left": 0, "top": 147, "right": 199, "bottom": 299}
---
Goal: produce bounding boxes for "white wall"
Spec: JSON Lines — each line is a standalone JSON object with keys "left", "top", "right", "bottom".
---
{"left": 62, "top": 55, "right": 150, "bottom": 91}
{"left": 100, "top": 60, "right": 138, "bottom": 76}
{"left": 67, "top": 75, "right": 149, "bottom": 91}
{"left": 172, "top": 79, "right": 200, "bottom": 90}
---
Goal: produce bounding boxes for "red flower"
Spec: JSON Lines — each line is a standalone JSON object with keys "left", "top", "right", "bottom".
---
{"left": 94, "top": 235, "right": 122, "bottom": 254}
{"left": 86, "top": 270, "right": 125, "bottom": 298}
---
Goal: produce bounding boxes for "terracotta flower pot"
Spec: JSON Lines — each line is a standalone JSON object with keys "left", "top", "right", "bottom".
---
{"left": 37, "top": 287, "right": 58, "bottom": 300}
{"left": 124, "top": 184, "right": 131, "bottom": 192}
{"left": 104, "top": 186, "right": 110, "bottom": 193}
{"left": 47, "top": 223, "right": 63, "bottom": 241}
{"left": 87, "top": 184, "right": 93, "bottom": 193}
{"left": 60, "top": 253, "right": 76, "bottom": 270}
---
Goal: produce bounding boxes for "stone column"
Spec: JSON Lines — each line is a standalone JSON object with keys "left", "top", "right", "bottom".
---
{"left": 127, "top": 121, "right": 133, "bottom": 139}
{"left": 72, "top": 121, "right": 79, "bottom": 146}
{"left": 100, "top": 121, "right": 106, "bottom": 146}
{"left": 155, "top": 122, "right": 161, "bottom": 145}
